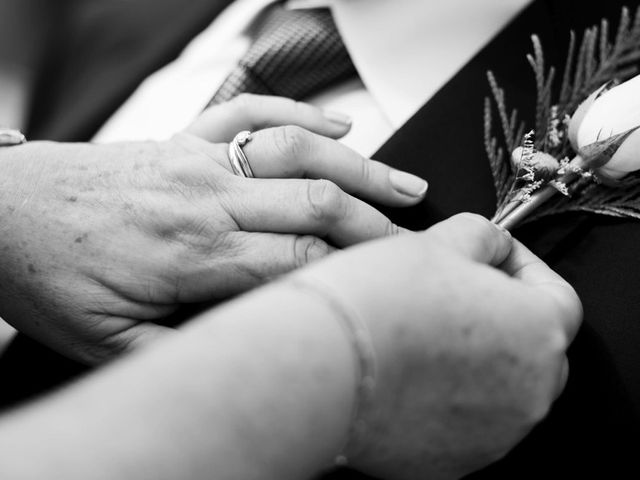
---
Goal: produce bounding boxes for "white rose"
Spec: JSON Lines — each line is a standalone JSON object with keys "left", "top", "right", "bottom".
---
{"left": 568, "top": 77, "right": 640, "bottom": 179}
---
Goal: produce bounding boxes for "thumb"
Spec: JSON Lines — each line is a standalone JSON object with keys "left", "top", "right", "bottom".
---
{"left": 426, "top": 213, "right": 513, "bottom": 266}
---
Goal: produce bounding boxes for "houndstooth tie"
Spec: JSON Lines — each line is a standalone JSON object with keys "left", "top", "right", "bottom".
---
{"left": 207, "top": 4, "right": 356, "bottom": 106}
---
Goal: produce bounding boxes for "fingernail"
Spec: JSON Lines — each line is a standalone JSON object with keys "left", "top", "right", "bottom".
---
{"left": 306, "top": 241, "right": 333, "bottom": 263}
{"left": 323, "top": 109, "right": 352, "bottom": 127}
{"left": 389, "top": 169, "right": 428, "bottom": 198}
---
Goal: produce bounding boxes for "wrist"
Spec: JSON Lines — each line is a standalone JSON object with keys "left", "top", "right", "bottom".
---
{"left": 185, "top": 282, "right": 359, "bottom": 478}
{"left": 282, "top": 268, "right": 406, "bottom": 474}
{"left": 286, "top": 278, "right": 377, "bottom": 467}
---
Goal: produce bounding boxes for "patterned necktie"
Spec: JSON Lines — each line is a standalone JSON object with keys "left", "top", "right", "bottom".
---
{"left": 207, "top": 4, "right": 356, "bottom": 106}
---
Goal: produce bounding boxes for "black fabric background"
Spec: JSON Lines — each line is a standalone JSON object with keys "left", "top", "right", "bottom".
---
{"left": 2, "top": 0, "right": 639, "bottom": 478}
{"left": 28, "top": 0, "right": 235, "bottom": 141}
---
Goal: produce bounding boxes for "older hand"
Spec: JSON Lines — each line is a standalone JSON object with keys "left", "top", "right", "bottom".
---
{"left": 0, "top": 95, "right": 426, "bottom": 364}
{"left": 289, "top": 213, "right": 582, "bottom": 480}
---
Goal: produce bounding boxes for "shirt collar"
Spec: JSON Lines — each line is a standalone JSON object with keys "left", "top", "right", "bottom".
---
{"left": 291, "top": 0, "right": 531, "bottom": 128}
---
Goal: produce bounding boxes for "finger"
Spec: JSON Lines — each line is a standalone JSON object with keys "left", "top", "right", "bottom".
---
{"left": 173, "top": 232, "right": 334, "bottom": 302}
{"left": 227, "top": 179, "right": 409, "bottom": 247}
{"left": 500, "top": 240, "right": 583, "bottom": 341}
{"left": 187, "top": 94, "right": 352, "bottom": 142}
{"left": 239, "top": 126, "right": 428, "bottom": 206}
{"left": 426, "top": 213, "right": 513, "bottom": 266}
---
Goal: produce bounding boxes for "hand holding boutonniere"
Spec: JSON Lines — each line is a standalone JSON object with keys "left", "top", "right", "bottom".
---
{"left": 485, "top": 6, "right": 640, "bottom": 230}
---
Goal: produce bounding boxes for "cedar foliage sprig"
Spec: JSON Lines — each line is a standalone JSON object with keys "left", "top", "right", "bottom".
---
{"left": 485, "top": 6, "right": 640, "bottom": 223}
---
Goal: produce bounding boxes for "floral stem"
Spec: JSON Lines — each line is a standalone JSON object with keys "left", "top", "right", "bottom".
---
{"left": 492, "top": 198, "right": 522, "bottom": 224}
{"left": 496, "top": 156, "right": 585, "bottom": 230}
{"left": 496, "top": 181, "right": 569, "bottom": 230}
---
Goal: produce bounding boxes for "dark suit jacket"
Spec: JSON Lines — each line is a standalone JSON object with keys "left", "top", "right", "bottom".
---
{"left": 3, "top": 0, "right": 638, "bottom": 478}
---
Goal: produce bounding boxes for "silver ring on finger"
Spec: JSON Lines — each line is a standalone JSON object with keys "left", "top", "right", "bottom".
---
{"left": 228, "top": 130, "right": 255, "bottom": 178}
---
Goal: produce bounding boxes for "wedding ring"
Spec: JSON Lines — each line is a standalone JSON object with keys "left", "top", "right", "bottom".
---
{"left": 227, "top": 130, "right": 255, "bottom": 178}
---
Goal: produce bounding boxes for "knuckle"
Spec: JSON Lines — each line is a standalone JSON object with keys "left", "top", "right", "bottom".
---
{"left": 531, "top": 317, "right": 569, "bottom": 362}
{"left": 359, "top": 157, "right": 373, "bottom": 185}
{"left": 292, "top": 236, "right": 330, "bottom": 267}
{"left": 164, "top": 137, "right": 229, "bottom": 186}
{"left": 546, "top": 322, "right": 570, "bottom": 355}
{"left": 156, "top": 231, "right": 239, "bottom": 299}
{"left": 305, "top": 179, "right": 347, "bottom": 224}
{"left": 274, "top": 125, "right": 311, "bottom": 160}
{"left": 214, "top": 175, "right": 245, "bottom": 213}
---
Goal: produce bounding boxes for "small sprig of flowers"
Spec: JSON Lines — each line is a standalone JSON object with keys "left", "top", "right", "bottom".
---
{"left": 510, "top": 131, "right": 544, "bottom": 202}
{"left": 493, "top": 78, "right": 640, "bottom": 229}
{"left": 486, "top": 6, "right": 640, "bottom": 230}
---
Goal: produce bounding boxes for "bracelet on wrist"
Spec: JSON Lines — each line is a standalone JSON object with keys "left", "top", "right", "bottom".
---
{"left": 289, "top": 278, "right": 377, "bottom": 467}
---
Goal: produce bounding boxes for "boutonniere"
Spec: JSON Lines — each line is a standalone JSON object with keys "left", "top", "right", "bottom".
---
{"left": 486, "top": 6, "right": 640, "bottom": 229}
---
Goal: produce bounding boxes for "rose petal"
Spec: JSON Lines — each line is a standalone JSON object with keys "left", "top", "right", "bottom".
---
{"left": 569, "top": 83, "right": 608, "bottom": 150}
{"left": 577, "top": 75, "right": 640, "bottom": 147}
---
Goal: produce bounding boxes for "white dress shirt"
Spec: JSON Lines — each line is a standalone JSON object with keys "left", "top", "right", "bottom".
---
{"left": 94, "top": 0, "right": 531, "bottom": 156}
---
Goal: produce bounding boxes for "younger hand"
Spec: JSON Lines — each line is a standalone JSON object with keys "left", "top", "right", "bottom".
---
{"left": 290, "top": 213, "right": 582, "bottom": 479}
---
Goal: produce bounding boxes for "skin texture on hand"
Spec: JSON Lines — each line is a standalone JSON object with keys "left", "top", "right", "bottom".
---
{"left": 0, "top": 95, "right": 427, "bottom": 364}
{"left": 289, "top": 213, "right": 582, "bottom": 480}
{"left": 0, "top": 213, "right": 580, "bottom": 480}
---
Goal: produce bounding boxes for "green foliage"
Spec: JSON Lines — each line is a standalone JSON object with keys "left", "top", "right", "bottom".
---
{"left": 485, "top": 6, "right": 640, "bottom": 223}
